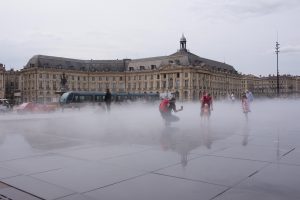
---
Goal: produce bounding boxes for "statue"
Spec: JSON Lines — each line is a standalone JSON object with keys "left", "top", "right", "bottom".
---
{"left": 60, "top": 73, "right": 68, "bottom": 90}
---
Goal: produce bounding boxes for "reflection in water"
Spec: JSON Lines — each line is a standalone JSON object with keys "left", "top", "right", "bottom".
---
{"left": 160, "top": 122, "right": 214, "bottom": 167}
{"left": 0, "top": 120, "right": 83, "bottom": 152}
{"left": 242, "top": 121, "right": 249, "bottom": 146}
{"left": 160, "top": 127, "right": 194, "bottom": 167}
{"left": 276, "top": 130, "right": 280, "bottom": 160}
{"left": 200, "top": 120, "right": 213, "bottom": 149}
{"left": 0, "top": 134, "right": 32, "bottom": 150}
{"left": 0, "top": 133, "right": 38, "bottom": 162}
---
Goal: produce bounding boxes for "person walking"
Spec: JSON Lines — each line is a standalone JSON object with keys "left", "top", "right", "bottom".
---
{"left": 200, "top": 92, "right": 213, "bottom": 117}
{"left": 104, "top": 88, "right": 112, "bottom": 112}
{"left": 245, "top": 90, "right": 254, "bottom": 111}
{"left": 230, "top": 92, "right": 235, "bottom": 102}
{"left": 241, "top": 93, "right": 250, "bottom": 120}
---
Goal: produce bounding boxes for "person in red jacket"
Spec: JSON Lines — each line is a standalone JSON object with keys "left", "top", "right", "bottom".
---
{"left": 159, "top": 97, "right": 183, "bottom": 126}
{"left": 200, "top": 92, "right": 213, "bottom": 117}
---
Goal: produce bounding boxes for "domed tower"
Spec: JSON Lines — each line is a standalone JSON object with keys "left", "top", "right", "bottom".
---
{"left": 180, "top": 34, "right": 187, "bottom": 52}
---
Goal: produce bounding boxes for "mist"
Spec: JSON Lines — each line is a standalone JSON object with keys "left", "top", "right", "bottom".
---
{"left": 1, "top": 99, "right": 299, "bottom": 154}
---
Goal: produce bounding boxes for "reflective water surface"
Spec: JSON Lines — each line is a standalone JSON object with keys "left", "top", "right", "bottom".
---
{"left": 0, "top": 99, "right": 300, "bottom": 200}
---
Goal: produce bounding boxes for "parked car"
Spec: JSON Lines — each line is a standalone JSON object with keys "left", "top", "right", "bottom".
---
{"left": 14, "top": 102, "right": 56, "bottom": 113}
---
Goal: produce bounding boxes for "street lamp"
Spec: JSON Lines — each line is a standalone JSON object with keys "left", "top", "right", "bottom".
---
{"left": 275, "top": 40, "right": 280, "bottom": 96}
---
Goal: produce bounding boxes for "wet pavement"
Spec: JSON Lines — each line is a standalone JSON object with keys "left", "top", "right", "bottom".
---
{"left": 0, "top": 101, "right": 300, "bottom": 200}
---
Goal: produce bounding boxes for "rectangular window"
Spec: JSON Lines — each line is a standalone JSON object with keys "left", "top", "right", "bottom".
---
{"left": 185, "top": 80, "right": 189, "bottom": 87}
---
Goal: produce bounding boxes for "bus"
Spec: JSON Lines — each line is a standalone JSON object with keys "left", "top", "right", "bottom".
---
{"left": 59, "top": 91, "right": 159, "bottom": 109}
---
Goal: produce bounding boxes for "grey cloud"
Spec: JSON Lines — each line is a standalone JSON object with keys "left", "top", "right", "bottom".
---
{"left": 264, "top": 45, "right": 300, "bottom": 56}
{"left": 189, "top": 0, "right": 300, "bottom": 20}
{"left": 26, "top": 31, "right": 63, "bottom": 42}
{"left": 223, "top": 0, "right": 300, "bottom": 17}
{"left": 280, "top": 45, "right": 300, "bottom": 54}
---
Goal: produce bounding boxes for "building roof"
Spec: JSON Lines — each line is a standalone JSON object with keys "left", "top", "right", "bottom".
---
{"left": 127, "top": 35, "right": 237, "bottom": 72}
{"left": 25, "top": 55, "right": 129, "bottom": 72}
{"left": 24, "top": 36, "right": 237, "bottom": 73}
{"left": 170, "top": 51, "right": 236, "bottom": 71}
{"left": 128, "top": 50, "right": 237, "bottom": 72}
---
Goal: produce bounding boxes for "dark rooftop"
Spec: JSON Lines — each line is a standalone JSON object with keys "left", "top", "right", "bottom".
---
{"left": 25, "top": 55, "right": 129, "bottom": 72}
{"left": 24, "top": 36, "right": 237, "bottom": 73}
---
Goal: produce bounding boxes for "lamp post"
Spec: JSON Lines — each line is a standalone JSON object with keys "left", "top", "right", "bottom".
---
{"left": 35, "top": 68, "right": 38, "bottom": 103}
{"left": 43, "top": 66, "right": 46, "bottom": 104}
{"left": 88, "top": 60, "right": 92, "bottom": 92}
{"left": 275, "top": 40, "right": 280, "bottom": 96}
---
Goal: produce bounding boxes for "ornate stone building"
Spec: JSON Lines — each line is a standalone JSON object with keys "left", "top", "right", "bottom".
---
{"left": 20, "top": 56, "right": 129, "bottom": 103}
{"left": 19, "top": 36, "right": 242, "bottom": 103}
{"left": 242, "top": 74, "right": 300, "bottom": 97}
{"left": 5, "top": 36, "right": 299, "bottom": 103}
{"left": 0, "top": 64, "right": 5, "bottom": 99}
{"left": 4, "top": 69, "right": 21, "bottom": 104}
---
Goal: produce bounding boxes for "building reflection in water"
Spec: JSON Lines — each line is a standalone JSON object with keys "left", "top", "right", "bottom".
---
{"left": 0, "top": 126, "right": 81, "bottom": 152}
{"left": 160, "top": 122, "right": 214, "bottom": 167}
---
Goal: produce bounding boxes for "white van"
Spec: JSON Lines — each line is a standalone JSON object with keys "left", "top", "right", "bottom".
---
{"left": 0, "top": 99, "right": 10, "bottom": 113}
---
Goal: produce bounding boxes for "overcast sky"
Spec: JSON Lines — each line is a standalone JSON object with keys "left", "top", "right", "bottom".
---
{"left": 1, "top": 0, "right": 300, "bottom": 76}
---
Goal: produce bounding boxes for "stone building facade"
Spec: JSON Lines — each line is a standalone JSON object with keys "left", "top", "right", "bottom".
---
{"left": 18, "top": 36, "right": 242, "bottom": 103}
{"left": 0, "top": 64, "right": 5, "bottom": 99}
{"left": 4, "top": 69, "right": 21, "bottom": 104}
{"left": 243, "top": 74, "right": 300, "bottom": 97}
{"left": 3, "top": 36, "right": 300, "bottom": 103}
